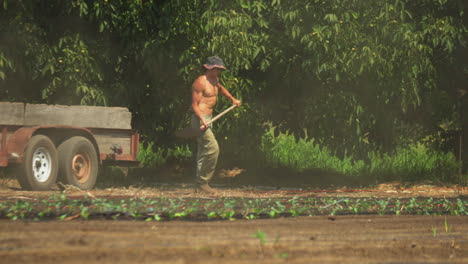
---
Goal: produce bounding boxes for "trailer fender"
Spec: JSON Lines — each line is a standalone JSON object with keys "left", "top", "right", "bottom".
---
{"left": 7, "top": 126, "right": 101, "bottom": 164}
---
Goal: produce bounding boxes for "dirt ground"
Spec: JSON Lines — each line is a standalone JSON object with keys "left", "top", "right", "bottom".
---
{"left": 0, "top": 216, "right": 467, "bottom": 264}
{"left": 1, "top": 176, "right": 468, "bottom": 263}
{"left": 0, "top": 176, "right": 467, "bottom": 199}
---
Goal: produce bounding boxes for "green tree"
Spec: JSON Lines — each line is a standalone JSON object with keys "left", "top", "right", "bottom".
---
{"left": 0, "top": 0, "right": 466, "bottom": 175}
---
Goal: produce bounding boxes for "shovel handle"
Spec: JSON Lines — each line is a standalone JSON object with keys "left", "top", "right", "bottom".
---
{"left": 200, "top": 105, "right": 237, "bottom": 130}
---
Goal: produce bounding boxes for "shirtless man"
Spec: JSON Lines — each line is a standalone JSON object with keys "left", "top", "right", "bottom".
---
{"left": 191, "top": 56, "right": 241, "bottom": 193}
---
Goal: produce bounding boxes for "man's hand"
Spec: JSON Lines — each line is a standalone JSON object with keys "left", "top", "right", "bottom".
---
{"left": 200, "top": 118, "right": 209, "bottom": 130}
{"left": 232, "top": 98, "right": 241, "bottom": 107}
{"left": 218, "top": 83, "right": 241, "bottom": 107}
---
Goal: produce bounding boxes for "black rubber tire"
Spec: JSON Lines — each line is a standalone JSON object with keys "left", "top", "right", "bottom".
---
{"left": 57, "top": 136, "right": 98, "bottom": 190}
{"left": 16, "top": 135, "right": 58, "bottom": 190}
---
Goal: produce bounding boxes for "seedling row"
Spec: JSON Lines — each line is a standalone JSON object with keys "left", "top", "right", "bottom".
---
{"left": 1, "top": 194, "right": 467, "bottom": 221}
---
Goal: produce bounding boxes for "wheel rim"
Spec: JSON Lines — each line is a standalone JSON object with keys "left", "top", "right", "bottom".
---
{"left": 72, "top": 153, "right": 91, "bottom": 184}
{"left": 32, "top": 147, "right": 53, "bottom": 183}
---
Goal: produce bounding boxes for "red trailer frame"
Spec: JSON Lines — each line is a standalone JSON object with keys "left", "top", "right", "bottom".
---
{"left": 0, "top": 125, "right": 140, "bottom": 168}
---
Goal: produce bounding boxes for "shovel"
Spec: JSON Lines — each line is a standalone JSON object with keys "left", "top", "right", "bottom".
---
{"left": 176, "top": 105, "right": 237, "bottom": 138}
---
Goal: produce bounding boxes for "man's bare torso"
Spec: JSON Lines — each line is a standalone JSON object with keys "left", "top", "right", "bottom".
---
{"left": 193, "top": 75, "right": 218, "bottom": 116}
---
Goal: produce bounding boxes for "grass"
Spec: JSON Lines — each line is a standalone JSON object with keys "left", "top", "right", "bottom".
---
{"left": 261, "top": 124, "right": 460, "bottom": 183}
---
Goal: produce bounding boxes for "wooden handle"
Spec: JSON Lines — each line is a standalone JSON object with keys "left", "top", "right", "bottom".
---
{"left": 200, "top": 105, "right": 237, "bottom": 130}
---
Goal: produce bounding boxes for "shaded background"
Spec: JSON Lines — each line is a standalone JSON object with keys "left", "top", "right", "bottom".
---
{"left": 1, "top": 0, "right": 467, "bottom": 185}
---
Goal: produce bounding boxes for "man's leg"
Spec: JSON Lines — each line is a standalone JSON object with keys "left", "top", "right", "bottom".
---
{"left": 192, "top": 115, "right": 220, "bottom": 192}
{"left": 196, "top": 128, "right": 219, "bottom": 184}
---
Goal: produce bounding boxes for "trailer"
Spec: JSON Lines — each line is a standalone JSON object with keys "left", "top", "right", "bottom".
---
{"left": 0, "top": 102, "right": 139, "bottom": 190}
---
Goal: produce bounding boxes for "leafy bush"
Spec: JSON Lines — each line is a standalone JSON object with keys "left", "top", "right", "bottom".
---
{"left": 261, "top": 125, "right": 459, "bottom": 183}
{"left": 137, "top": 142, "right": 192, "bottom": 168}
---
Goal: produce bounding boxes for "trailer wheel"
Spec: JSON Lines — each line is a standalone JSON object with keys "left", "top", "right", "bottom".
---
{"left": 58, "top": 136, "right": 98, "bottom": 190}
{"left": 17, "top": 135, "right": 58, "bottom": 190}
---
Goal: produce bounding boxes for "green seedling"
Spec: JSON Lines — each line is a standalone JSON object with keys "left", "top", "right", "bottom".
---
{"left": 154, "top": 214, "right": 162, "bottom": 221}
{"left": 0, "top": 195, "right": 467, "bottom": 221}
{"left": 245, "top": 214, "right": 256, "bottom": 220}
{"left": 220, "top": 210, "right": 235, "bottom": 220}
{"left": 80, "top": 207, "right": 90, "bottom": 219}
{"left": 394, "top": 199, "right": 402, "bottom": 216}
{"left": 377, "top": 200, "right": 389, "bottom": 215}
{"left": 444, "top": 217, "right": 452, "bottom": 233}
{"left": 456, "top": 198, "right": 466, "bottom": 215}
{"left": 268, "top": 207, "right": 281, "bottom": 218}
{"left": 207, "top": 211, "right": 217, "bottom": 219}
{"left": 252, "top": 230, "right": 267, "bottom": 246}
{"left": 431, "top": 225, "right": 438, "bottom": 237}
{"left": 174, "top": 211, "right": 188, "bottom": 218}
{"left": 273, "top": 252, "right": 289, "bottom": 259}
{"left": 348, "top": 199, "right": 362, "bottom": 215}
{"left": 407, "top": 198, "right": 416, "bottom": 214}
{"left": 57, "top": 214, "right": 68, "bottom": 220}
{"left": 424, "top": 198, "right": 434, "bottom": 215}
{"left": 252, "top": 230, "right": 267, "bottom": 257}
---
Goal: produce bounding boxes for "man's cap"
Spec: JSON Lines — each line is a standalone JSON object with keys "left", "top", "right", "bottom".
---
{"left": 203, "top": 56, "right": 227, "bottom": 70}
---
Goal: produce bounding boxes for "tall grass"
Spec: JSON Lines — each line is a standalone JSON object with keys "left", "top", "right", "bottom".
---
{"left": 260, "top": 125, "right": 365, "bottom": 175}
{"left": 261, "top": 125, "right": 459, "bottom": 183}
{"left": 367, "top": 143, "right": 459, "bottom": 182}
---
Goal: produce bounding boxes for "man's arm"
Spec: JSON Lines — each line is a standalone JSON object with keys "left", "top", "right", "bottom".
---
{"left": 192, "top": 79, "right": 209, "bottom": 128}
{"left": 218, "top": 83, "right": 241, "bottom": 106}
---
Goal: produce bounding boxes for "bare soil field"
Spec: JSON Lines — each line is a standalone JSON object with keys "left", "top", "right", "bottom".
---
{"left": 1, "top": 176, "right": 468, "bottom": 263}
{"left": 0, "top": 216, "right": 467, "bottom": 264}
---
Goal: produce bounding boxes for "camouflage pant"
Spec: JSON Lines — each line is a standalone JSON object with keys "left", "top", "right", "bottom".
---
{"left": 191, "top": 114, "right": 219, "bottom": 184}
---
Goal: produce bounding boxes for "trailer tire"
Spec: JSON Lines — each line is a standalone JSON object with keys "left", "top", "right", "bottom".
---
{"left": 17, "top": 135, "right": 58, "bottom": 190}
{"left": 57, "top": 136, "right": 98, "bottom": 190}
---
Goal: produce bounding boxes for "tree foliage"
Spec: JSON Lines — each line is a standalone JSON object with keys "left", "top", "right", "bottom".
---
{"left": 0, "top": 0, "right": 466, "bottom": 170}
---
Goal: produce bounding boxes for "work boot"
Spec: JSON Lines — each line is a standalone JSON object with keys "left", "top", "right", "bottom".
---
{"left": 196, "top": 183, "right": 216, "bottom": 194}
